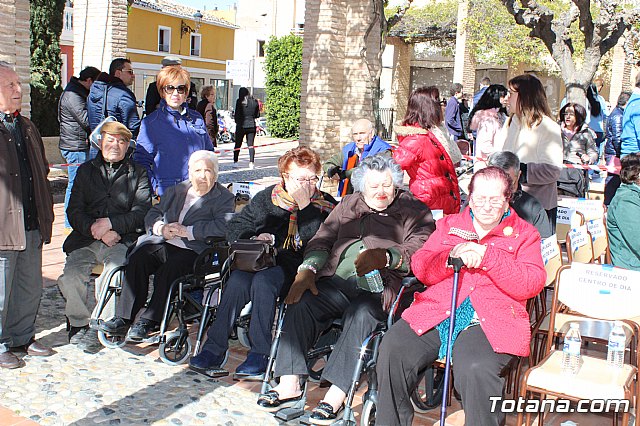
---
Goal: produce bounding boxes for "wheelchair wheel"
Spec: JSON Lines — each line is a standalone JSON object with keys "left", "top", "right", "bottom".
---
{"left": 360, "top": 399, "right": 376, "bottom": 426}
{"left": 411, "top": 368, "right": 445, "bottom": 413}
{"left": 97, "top": 330, "right": 126, "bottom": 349}
{"left": 159, "top": 331, "right": 192, "bottom": 366}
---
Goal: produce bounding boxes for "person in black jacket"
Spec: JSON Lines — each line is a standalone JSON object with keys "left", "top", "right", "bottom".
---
{"left": 189, "top": 147, "right": 336, "bottom": 378}
{"left": 604, "top": 91, "right": 632, "bottom": 205}
{"left": 59, "top": 66, "right": 101, "bottom": 230}
{"left": 233, "top": 87, "right": 260, "bottom": 168}
{"left": 57, "top": 121, "right": 152, "bottom": 353}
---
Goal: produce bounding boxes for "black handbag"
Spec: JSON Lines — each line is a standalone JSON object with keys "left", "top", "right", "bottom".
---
{"left": 557, "top": 163, "right": 588, "bottom": 198}
{"left": 228, "top": 239, "right": 277, "bottom": 272}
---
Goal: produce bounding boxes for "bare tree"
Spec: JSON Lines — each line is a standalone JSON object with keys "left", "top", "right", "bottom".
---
{"left": 500, "top": 0, "right": 640, "bottom": 103}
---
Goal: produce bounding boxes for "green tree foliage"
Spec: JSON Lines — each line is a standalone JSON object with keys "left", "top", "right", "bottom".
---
{"left": 264, "top": 35, "right": 302, "bottom": 139}
{"left": 30, "top": 0, "right": 65, "bottom": 136}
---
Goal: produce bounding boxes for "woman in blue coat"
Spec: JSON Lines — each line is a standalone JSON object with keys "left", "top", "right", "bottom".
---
{"left": 134, "top": 66, "right": 213, "bottom": 196}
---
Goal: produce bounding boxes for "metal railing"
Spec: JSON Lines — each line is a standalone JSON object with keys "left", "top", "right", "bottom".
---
{"left": 377, "top": 108, "right": 395, "bottom": 141}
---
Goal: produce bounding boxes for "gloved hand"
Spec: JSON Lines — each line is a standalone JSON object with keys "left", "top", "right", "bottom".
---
{"left": 519, "top": 162, "right": 528, "bottom": 184}
{"left": 285, "top": 269, "right": 318, "bottom": 304}
{"left": 327, "top": 166, "right": 346, "bottom": 180}
{"left": 354, "top": 248, "right": 388, "bottom": 276}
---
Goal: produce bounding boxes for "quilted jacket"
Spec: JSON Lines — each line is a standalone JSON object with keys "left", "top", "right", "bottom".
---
{"left": 393, "top": 123, "right": 460, "bottom": 214}
{"left": 402, "top": 207, "right": 545, "bottom": 357}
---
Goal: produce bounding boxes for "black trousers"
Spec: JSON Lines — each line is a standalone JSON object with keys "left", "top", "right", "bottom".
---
{"left": 202, "top": 266, "right": 285, "bottom": 356}
{"left": 117, "top": 243, "right": 197, "bottom": 323}
{"left": 234, "top": 127, "right": 256, "bottom": 163}
{"left": 274, "top": 275, "right": 386, "bottom": 393}
{"left": 375, "top": 319, "right": 514, "bottom": 426}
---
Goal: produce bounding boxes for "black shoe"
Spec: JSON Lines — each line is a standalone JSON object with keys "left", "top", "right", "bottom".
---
{"left": 78, "top": 330, "right": 102, "bottom": 354}
{"left": 256, "top": 390, "right": 304, "bottom": 412}
{"left": 235, "top": 352, "right": 268, "bottom": 378}
{"left": 309, "top": 401, "right": 345, "bottom": 425}
{"left": 69, "top": 326, "right": 88, "bottom": 343}
{"left": 99, "top": 317, "right": 131, "bottom": 336}
{"left": 127, "top": 320, "right": 158, "bottom": 342}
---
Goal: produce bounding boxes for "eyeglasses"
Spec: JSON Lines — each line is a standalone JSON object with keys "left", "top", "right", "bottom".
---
{"left": 284, "top": 173, "right": 319, "bottom": 184}
{"left": 122, "top": 69, "right": 135, "bottom": 75}
{"left": 163, "top": 85, "right": 188, "bottom": 95}
{"left": 471, "top": 195, "right": 506, "bottom": 208}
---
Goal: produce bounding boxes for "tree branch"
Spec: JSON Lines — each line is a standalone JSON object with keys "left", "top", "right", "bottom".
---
{"left": 386, "top": 0, "right": 414, "bottom": 29}
{"left": 571, "top": 0, "right": 594, "bottom": 48}
{"left": 500, "top": 0, "right": 556, "bottom": 52}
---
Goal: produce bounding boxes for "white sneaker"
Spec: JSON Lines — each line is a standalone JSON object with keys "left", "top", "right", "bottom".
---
{"left": 232, "top": 162, "right": 241, "bottom": 169}
{"left": 249, "top": 162, "right": 255, "bottom": 170}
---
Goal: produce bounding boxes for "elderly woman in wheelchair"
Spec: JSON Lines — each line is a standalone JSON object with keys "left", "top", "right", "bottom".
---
{"left": 189, "top": 147, "right": 336, "bottom": 378}
{"left": 256, "top": 154, "right": 435, "bottom": 424}
{"left": 99, "top": 150, "right": 235, "bottom": 341}
{"left": 375, "top": 166, "right": 546, "bottom": 426}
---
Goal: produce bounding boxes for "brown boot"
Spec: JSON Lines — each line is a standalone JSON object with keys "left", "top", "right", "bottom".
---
{"left": 0, "top": 351, "right": 23, "bottom": 369}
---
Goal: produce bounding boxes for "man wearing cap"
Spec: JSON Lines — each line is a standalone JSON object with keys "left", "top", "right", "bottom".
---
{"left": 87, "top": 58, "right": 141, "bottom": 149}
{"left": 57, "top": 121, "right": 151, "bottom": 353}
{"left": 0, "top": 62, "right": 55, "bottom": 369}
{"left": 144, "top": 56, "right": 198, "bottom": 116}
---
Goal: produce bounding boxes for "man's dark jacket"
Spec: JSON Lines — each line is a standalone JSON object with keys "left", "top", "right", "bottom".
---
{"left": 63, "top": 148, "right": 152, "bottom": 254}
{"left": 87, "top": 73, "right": 140, "bottom": 138}
{"left": 59, "top": 77, "right": 91, "bottom": 151}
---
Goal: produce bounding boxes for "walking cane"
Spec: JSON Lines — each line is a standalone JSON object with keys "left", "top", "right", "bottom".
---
{"left": 440, "top": 256, "right": 465, "bottom": 426}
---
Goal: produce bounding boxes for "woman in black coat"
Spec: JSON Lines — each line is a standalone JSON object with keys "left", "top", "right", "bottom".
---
{"left": 189, "top": 147, "right": 336, "bottom": 378}
{"left": 233, "top": 87, "right": 260, "bottom": 168}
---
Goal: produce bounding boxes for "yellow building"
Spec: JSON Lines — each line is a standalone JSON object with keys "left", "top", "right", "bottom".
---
{"left": 127, "top": 0, "right": 237, "bottom": 110}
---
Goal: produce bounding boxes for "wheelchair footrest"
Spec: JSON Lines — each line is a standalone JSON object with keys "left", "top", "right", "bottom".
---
{"left": 233, "top": 372, "right": 264, "bottom": 381}
{"left": 275, "top": 408, "right": 306, "bottom": 422}
{"left": 191, "top": 366, "right": 230, "bottom": 378}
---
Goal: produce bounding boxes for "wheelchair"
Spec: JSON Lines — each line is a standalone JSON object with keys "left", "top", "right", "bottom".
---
{"left": 260, "top": 277, "right": 421, "bottom": 425}
{"left": 90, "top": 237, "right": 231, "bottom": 366}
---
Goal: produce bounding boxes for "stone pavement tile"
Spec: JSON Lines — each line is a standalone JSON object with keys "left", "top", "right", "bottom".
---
{"left": 0, "top": 407, "right": 39, "bottom": 426}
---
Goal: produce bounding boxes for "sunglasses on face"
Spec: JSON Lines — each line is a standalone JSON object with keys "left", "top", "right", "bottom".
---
{"left": 163, "top": 85, "right": 188, "bottom": 95}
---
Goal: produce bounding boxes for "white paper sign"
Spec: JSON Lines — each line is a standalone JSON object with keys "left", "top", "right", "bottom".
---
{"left": 541, "top": 235, "right": 560, "bottom": 264}
{"left": 586, "top": 219, "right": 605, "bottom": 239}
{"left": 558, "top": 197, "right": 604, "bottom": 221}
{"left": 231, "top": 182, "right": 264, "bottom": 198}
{"left": 556, "top": 206, "right": 578, "bottom": 225}
{"left": 568, "top": 225, "right": 589, "bottom": 251}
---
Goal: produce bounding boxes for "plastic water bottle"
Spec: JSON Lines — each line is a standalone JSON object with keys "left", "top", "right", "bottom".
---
{"left": 562, "top": 323, "right": 582, "bottom": 374}
{"left": 212, "top": 252, "right": 219, "bottom": 267}
{"left": 607, "top": 321, "right": 626, "bottom": 368}
{"left": 364, "top": 270, "right": 384, "bottom": 293}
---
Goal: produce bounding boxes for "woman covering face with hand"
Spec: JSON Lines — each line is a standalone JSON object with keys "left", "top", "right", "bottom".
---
{"left": 256, "top": 154, "right": 435, "bottom": 424}
{"left": 189, "top": 147, "right": 336, "bottom": 379}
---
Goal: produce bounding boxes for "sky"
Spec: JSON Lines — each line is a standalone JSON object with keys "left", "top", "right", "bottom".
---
{"left": 173, "top": 0, "right": 237, "bottom": 11}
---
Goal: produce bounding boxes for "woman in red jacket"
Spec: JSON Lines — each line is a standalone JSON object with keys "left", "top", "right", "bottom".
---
{"left": 375, "top": 166, "right": 546, "bottom": 426}
{"left": 393, "top": 86, "right": 461, "bottom": 214}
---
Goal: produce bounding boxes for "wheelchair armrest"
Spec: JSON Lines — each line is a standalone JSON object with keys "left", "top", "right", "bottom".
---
{"left": 205, "top": 236, "right": 227, "bottom": 246}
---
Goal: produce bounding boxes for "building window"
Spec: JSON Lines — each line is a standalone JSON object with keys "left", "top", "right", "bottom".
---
{"left": 257, "top": 40, "right": 266, "bottom": 58}
{"left": 158, "top": 26, "right": 171, "bottom": 53}
{"left": 190, "top": 34, "right": 201, "bottom": 57}
{"left": 64, "top": 10, "right": 73, "bottom": 31}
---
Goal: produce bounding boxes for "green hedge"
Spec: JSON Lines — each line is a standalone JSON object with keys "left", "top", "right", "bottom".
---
{"left": 264, "top": 34, "right": 302, "bottom": 139}
{"left": 30, "top": 0, "right": 65, "bottom": 137}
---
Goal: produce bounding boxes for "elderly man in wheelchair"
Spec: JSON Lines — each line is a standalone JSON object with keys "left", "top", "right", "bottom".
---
{"left": 99, "top": 150, "right": 235, "bottom": 341}
{"left": 256, "top": 155, "right": 435, "bottom": 424}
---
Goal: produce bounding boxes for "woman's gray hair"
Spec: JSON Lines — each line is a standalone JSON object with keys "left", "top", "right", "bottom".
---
{"left": 188, "top": 150, "right": 219, "bottom": 178}
{"left": 351, "top": 154, "right": 403, "bottom": 193}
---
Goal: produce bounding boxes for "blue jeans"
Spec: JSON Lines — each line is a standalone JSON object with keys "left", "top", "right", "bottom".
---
{"left": 61, "top": 149, "right": 89, "bottom": 228}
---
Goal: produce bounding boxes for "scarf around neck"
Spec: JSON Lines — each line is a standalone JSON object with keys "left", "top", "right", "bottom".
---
{"left": 271, "top": 183, "right": 334, "bottom": 250}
